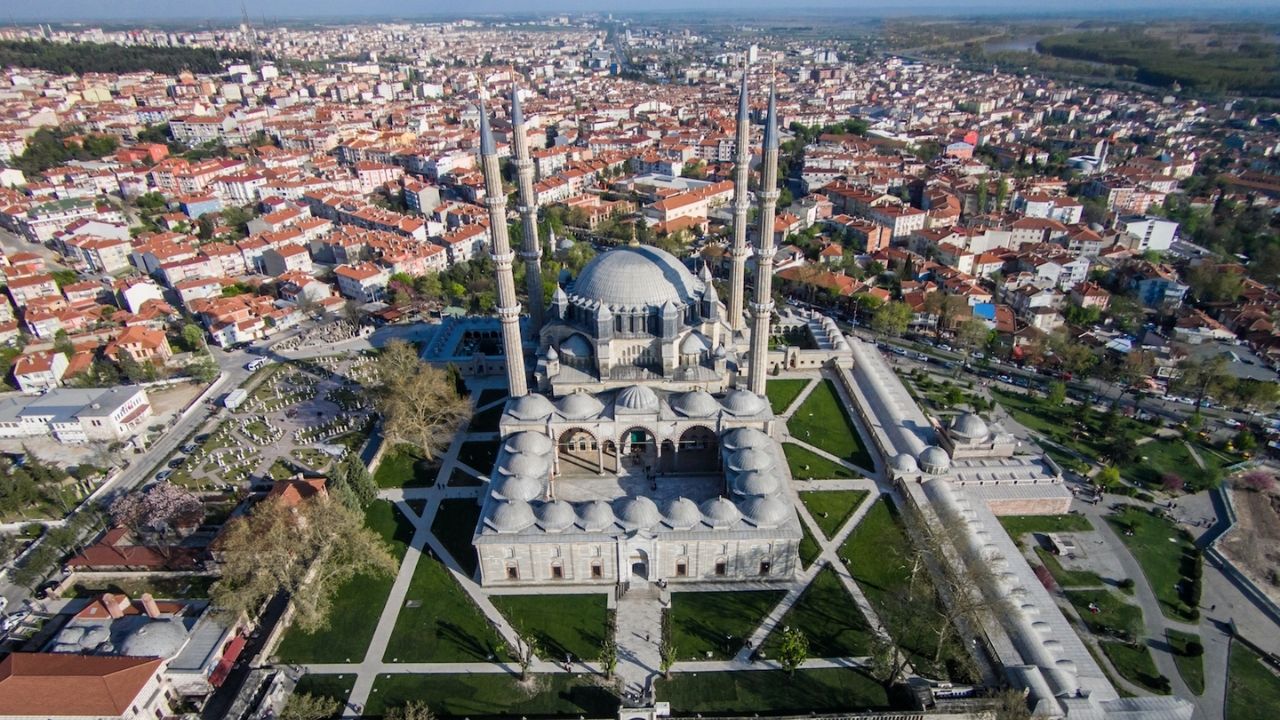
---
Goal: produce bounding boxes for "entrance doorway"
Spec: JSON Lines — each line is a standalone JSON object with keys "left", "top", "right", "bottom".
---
{"left": 629, "top": 549, "right": 650, "bottom": 582}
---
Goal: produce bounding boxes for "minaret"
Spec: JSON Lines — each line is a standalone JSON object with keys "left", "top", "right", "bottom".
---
{"left": 727, "top": 68, "right": 751, "bottom": 335}
{"left": 477, "top": 92, "right": 528, "bottom": 397}
{"left": 511, "top": 85, "right": 544, "bottom": 329}
{"left": 747, "top": 83, "right": 780, "bottom": 396}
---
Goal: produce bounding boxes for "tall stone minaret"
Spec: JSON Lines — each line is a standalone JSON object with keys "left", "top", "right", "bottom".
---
{"left": 510, "top": 85, "right": 544, "bottom": 330}
{"left": 746, "top": 83, "right": 780, "bottom": 396}
{"left": 478, "top": 93, "right": 528, "bottom": 397}
{"left": 727, "top": 68, "right": 751, "bottom": 335}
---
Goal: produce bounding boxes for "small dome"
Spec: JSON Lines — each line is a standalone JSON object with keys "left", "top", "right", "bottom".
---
{"left": 560, "top": 334, "right": 593, "bottom": 359}
{"left": 730, "top": 469, "right": 780, "bottom": 496}
{"left": 721, "top": 389, "right": 767, "bottom": 416}
{"left": 671, "top": 390, "right": 720, "bottom": 417}
{"left": 726, "top": 447, "right": 774, "bottom": 474}
{"left": 508, "top": 394, "right": 555, "bottom": 421}
{"left": 504, "top": 431, "right": 553, "bottom": 456}
{"left": 545, "top": 346, "right": 559, "bottom": 361}
{"left": 492, "top": 473, "right": 543, "bottom": 502}
{"left": 536, "top": 500, "right": 576, "bottom": 532}
{"left": 488, "top": 498, "right": 536, "bottom": 533}
{"left": 578, "top": 499, "right": 616, "bottom": 532}
{"left": 615, "top": 385, "right": 659, "bottom": 411}
{"left": 721, "top": 427, "right": 772, "bottom": 451}
{"left": 120, "top": 619, "right": 187, "bottom": 659}
{"left": 889, "top": 453, "right": 919, "bottom": 474}
{"left": 663, "top": 497, "right": 702, "bottom": 529}
{"left": 498, "top": 451, "right": 551, "bottom": 478}
{"left": 741, "top": 496, "right": 790, "bottom": 528}
{"left": 949, "top": 412, "right": 990, "bottom": 441}
{"left": 615, "top": 496, "right": 661, "bottom": 529}
{"left": 701, "top": 496, "right": 741, "bottom": 528}
{"left": 680, "top": 332, "right": 711, "bottom": 354}
{"left": 558, "top": 392, "right": 604, "bottom": 420}
{"left": 918, "top": 445, "right": 951, "bottom": 475}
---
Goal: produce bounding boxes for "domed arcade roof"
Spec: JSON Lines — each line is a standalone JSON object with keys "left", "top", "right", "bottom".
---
{"left": 730, "top": 469, "right": 780, "bottom": 496}
{"left": 615, "top": 496, "right": 662, "bottom": 529}
{"left": 488, "top": 499, "right": 536, "bottom": 533}
{"left": 919, "top": 445, "right": 952, "bottom": 475}
{"left": 663, "top": 497, "right": 702, "bottom": 529}
{"left": 508, "top": 394, "right": 555, "bottom": 421}
{"left": 498, "top": 452, "right": 551, "bottom": 478}
{"left": 558, "top": 393, "right": 604, "bottom": 420}
{"left": 726, "top": 447, "right": 774, "bottom": 474}
{"left": 505, "top": 431, "right": 553, "bottom": 456}
{"left": 615, "top": 385, "right": 659, "bottom": 411}
{"left": 890, "top": 453, "right": 920, "bottom": 474}
{"left": 671, "top": 390, "right": 720, "bottom": 417}
{"left": 492, "top": 473, "right": 543, "bottom": 502}
{"left": 536, "top": 500, "right": 577, "bottom": 532}
{"left": 949, "top": 412, "right": 990, "bottom": 440}
{"left": 701, "top": 497, "right": 741, "bottom": 528}
{"left": 721, "top": 389, "right": 767, "bottom": 416}
{"left": 571, "top": 246, "right": 703, "bottom": 309}
{"left": 741, "top": 496, "right": 790, "bottom": 528}
{"left": 120, "top": 619, "right": 188, "bottom": 659}
{"left": 721, "top": 427, "right": 772, "bottom": 451}
{"left": 578, "top": 499, "right": 616, "bottom": 532}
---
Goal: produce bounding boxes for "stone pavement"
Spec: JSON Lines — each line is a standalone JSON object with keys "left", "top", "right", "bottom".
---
{"left": 614, "top": 585, "right": 664, "bottom": 702}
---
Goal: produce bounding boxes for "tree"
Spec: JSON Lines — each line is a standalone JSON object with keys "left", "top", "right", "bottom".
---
{"left": 992, "top": 688, "right": 1032, "bottom": 720}
{"left": 187, "top": 355, "right": 220, "bottom": 383}
{"left": 776, "top": 626, "right": 809, "bottom": 676}
{"left": 956, "top": 318, "right": 992, "bottom": 361}
{"left": 181, "top": 324, "right": 206, "bottom": 353}
{"left": 1161, "top": 473, "right": 1185, "bottom": 493}
{"left": 598, "top": 636, "right": 619, "bottom": 680}
{"left": 373, "top": 341, "right": 472, "bottom": 462}
{"left": 510, "top": 631, "right": 538, "bottom": 681}
{"left": 1046, "top": 381, "right": 1067, "bottom": 407}
{"left": 659, "top": 633, "right": 677, "bottom": 679}
{"left": 1096, "top": 465, "right": 1122, "bottom": 489}
{"left": 53, "top": 330, "right": 74, "bottom": 358}
{"left": 280, "top": 693, "right": 340, "bottom": 720}
{"left": 869, "top": 632, "right": 910, "bottom": 689}
{"left": 211, "top": 495, "right": 396, "bottom": 631}
{"left": 385, "top": 701, "right": 435, "bottom": 720}
{"left": 330, "top": 454, "right": 377, "bottom": 509}
{"left": 1172, "top": 354, "right": 1230, "bottom": 409}
{"left": 110, "top": 481, "right": 204, "bottom": 546}
{"left": 1242, "top": 471, "right": 1275, "bottom": 493}
{"left": 871, "top": 301, "right": 911, "bottom": 337}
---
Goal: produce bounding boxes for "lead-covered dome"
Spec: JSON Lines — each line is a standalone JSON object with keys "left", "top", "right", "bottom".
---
{"left": 664, "top": 497, "right": 702, "bottom": 529}
{"left": 889, "top": 453, "right": 919, "bottom": 474}
{"left": 919, "top": 445, "right": 952, "bottom": 475}
{"left": 558, "top": 392, "right": 604, "bottom": 420}
{"left": 730, "top": 469, "right": 780, "bottom": 496}
{"left": 615, "top": 496, "right": 662, "bottom": 530}
{"left": 721, "top": 427, "right": 772, "bottom": 451}
{"left": 615, "top": 385, "right": 659, "bottom": 411}
{"left": 726, "top": 447, "right": 774, "bottom": 474}
{"left": 120, "top": 619, "right": 187, "bottom": 659}
{"left": 578, "top": 499, "right": 616, "bottom": 532}
{"left": 701, "top": 496, "right": 741, "bottom": 528}
{"left": 571, "top": 245, "right": 703, "bottom": 309}
{"left": 741, "top": 496, "right": 790, "bottom": 528}
{"left": 498, "top": 452, "right": 551, "bottom": 479}
{"left": 721, "top": 389, "right": 767, "bottom": 416}
{"left": 504, "top": 432, "right": 553, "bottom": 456}
{"left": 492, "top": 473, "right": 543, "bottom": 502}
{"left": 508, "top": 394, "right": 555, "bottom": 421}
{"left": 949, "top": 412, "right": 990, "bottom": 441}
{"left": 488, "top": 498, "right": 536, "bottom": 533}
{"left": 671, "top": 390, "right": 720, "bottom": 417}
{"left": 536, "top": 500, "right": 577, "bottom": 532}
{"left": 559, "top": 334, "right": 592, "bottom": 359}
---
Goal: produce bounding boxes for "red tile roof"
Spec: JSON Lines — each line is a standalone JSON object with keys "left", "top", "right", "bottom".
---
{"left": 0, "top": 653, "right": 163, "bottom": 716}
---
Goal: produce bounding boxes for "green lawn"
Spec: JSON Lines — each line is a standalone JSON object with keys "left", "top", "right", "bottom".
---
{"left": 1100, "top": 641, "right": 1168, "bottom": 694}
{"left": 373, "top": 444, "right": 440, "bottom": 488}
{"left": 457, "top": 440, "right": 499, "bottom": 473}
{"left": 656, "top": 668, "right": 891, "bottom": 714}
{"left": 430, "top": 498, "right": 482, "bottom": 577}
{"left": 1064, "top": 589, "right": 1144, "bottom": 641}
{"left": 1167, "top": 629, "right": 1205, "bottom": 695}
{"left": 799, "top": 490, "right": 868, "bottom": 539}
{"left": 669, "top": 590, "right": 786, "bottom": 660}
{"left": 839, "top": 497, "right": 971, "bottom": 680}
{"left": 783, "top": 443, "right": 858, "bottom": 480}
{"left": 1107, "top": 507, "right": 1200, "bottom": 621}
{"left": 786, "top": 380, "right": 875, "bottom": 470}
{"left": 766, "top": 379, "right": 811, "bottom": 415}
{"left": 275, "top": 501, "right": 414, "bottom": 664}
{"left": 468, "top": 402, "right": 505, "bottom": 433}
{"left": 1035, "top": 547, "right": 1105, "bottom": 589}
{"left": 365, "top": 673, "right": 618, "bottom": 718}
{"left": 492, "top": 594, "right": 608, "bottom": 662}
{"left": 998, "top": 514, "right": 1093, "bottom": 538}
{"left": 799, "top": 522, "right": 822, "bottom": 569}
{"left": 992, "top": 389, "right": 1147, "bottom": 462}
{"left": 1125, "top": 439, "right": 1229, "bottom": 491}
{"left": 1227, "top": 641, "right": 1280, "bottom": 720}
{"left": 292, "top": 673, "right": 355, "bottom": 716}
{"left": 762, "top": 566, "right": 873, "bottom": 659}
{"left": 381, "top": 554, "right": 507, "bottom": 663}
{"left": 63, "top": 574, "right": 215, "bottom": 600}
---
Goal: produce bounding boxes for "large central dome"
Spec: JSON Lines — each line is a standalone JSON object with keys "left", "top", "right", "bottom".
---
{"left": 571, "top": 245, "right": 703, "bottom": 309}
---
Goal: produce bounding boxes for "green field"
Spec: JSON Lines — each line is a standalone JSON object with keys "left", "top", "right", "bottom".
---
{"left": 1064, "top": 589, "right": 1143, "bottom": 642}
{"left": 1107, "top": 507, "right": 1200, "bottom": 621}
{"left": 1035, "top": 547, "right": 1105, "bottom": 589}
{"left": 492, "top": 594, "right": 608, "bottom": 662}
{"left": 799, "top": 522, "right": 822, "bottom": 569}
{"left": 799, "top": 490, "right": 868, "bottom": 539}
{"left": 275, "top": 502, "right": 414, "bottom": 664}
{"left": 766, "top": 379, "right": 811, "bottom": 415}
{"left": 457, "top": 441, "right": 500, "bottom": 473}
{"left": 431, "top": 498, "right": 482, "bottom": 577}
{"left": 381, "top": 555, "right": 507, "bottom": 663}
{"left": 1100, "top": 641, "right": 1168, "bottom": 695}
{"left": 292, "top": 673, "right": 355, "bottom": 715}
{"left": 998, "top": 514, "right": 1093, "bottom": 538}
{"left": 1167, "top": 629, "right": 1205, "bottom": 696}
{"left": 1125, "top": 438, "right": 1232, "bottom": 491}
{"left": 784, "top": 443, "right": 858, "bottom": 480}
{"left": 669, "top": 590, "right": 786, "bottom": 660}
{"left": 365, "top": 673, "right": 618, "bottom": 718}
{"left": 1227, "top": 641, "right": 1280, "bottom": 720}
{"left": 373, "top": 444, "right": 440, "bottom": 488}
{"left": 468, "top": 402, "right": 505, "bottom": 433}
{"left": 656, "top": 668, "right": 891, "bottom": 714}
{"left": 786, "top": 380, "right": 875, "bottom": 470}
{"left": 762, "top": 566, "right": 873, "bottom": 659}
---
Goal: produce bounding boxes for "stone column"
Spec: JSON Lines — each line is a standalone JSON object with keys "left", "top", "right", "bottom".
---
{"left": 510, "top": 86, "right": 544, "bottom": 329}
{"left": 747, "top": 85, "right": 781, "bottom": 396}
{"left": 728, "top": 69, "right": 752, "bottom": 333}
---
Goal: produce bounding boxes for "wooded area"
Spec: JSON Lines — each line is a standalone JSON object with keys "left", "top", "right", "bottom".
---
{"left": 0, "top": 40, "right": 241, "bottom": 76}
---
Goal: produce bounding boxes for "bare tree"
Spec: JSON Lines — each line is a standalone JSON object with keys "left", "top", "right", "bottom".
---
{"left": 508, "top": 631, "right": 539, "bottom": 681}
{"left": 373, "top": 340, "right": 472, "bottom": 461}
{"left": 280, "top": 693, "right": 339, "bottom": 720}
{"left": 599, "top": 636, "right": 619, "bottom": 680}
{"left": 385, "top": 700, "right": 435, "bottom": 720}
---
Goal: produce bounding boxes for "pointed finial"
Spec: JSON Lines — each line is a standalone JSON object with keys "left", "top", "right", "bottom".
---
{"left": 629, "top": 223, "right": 639, "bottom": 246}
{"left": 510, "top": 84, "right": 524, "bottom": 129}
{"left": 763, "top": 82, "right": 779, "bottom": 151}
{"left": 476, "top": 80, "right": 496, "bottom": 156}
{"left": 737, "top": 65, "right": 750, "bottom": 124}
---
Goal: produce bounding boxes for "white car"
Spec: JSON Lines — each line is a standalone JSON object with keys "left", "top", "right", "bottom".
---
{"left": 1223, "top": 418, "right": 1242, "bottom": 428}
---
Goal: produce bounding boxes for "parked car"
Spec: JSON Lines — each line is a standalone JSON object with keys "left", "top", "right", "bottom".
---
{"left": 155, "top": 469, "right": 173, "bottom": 481}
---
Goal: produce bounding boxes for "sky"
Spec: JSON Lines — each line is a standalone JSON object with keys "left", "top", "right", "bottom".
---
{"left": 11, "top": 0, "right": 1280, "bottom": 21}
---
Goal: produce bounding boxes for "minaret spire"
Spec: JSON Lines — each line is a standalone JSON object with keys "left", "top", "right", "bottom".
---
{"left": 477, "top": 88, "right": 529, "bottom": 397}
{"left": 727, "top": 65, "right": 751, "bottom": 334}
{"left": 747, "top": 81, "right": 780, "bottom": 395}
{"left": 510, "top": 84, "right": 544, "bottom": 329}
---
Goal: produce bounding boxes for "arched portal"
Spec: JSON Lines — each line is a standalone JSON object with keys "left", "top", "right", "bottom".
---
{"left": 619, "top": 426, "right": 657, "bottom": 473}
{"left": 557, "top": 427, "right": 600, "bottom": 475}
{"left": 629, "top": 548, "right": 650, "bottom": 582}
{"left": 660, "top": 439, "right": 676, "bottom": 474}
{"left": 602, "top": 440, "right": 619, "bottom": 474}
{"left": 678, "top": 425, "right": 719, "bottom": 473}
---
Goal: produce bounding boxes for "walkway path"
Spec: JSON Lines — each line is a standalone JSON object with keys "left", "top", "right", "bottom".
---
{"left": 614, "top": 586, "right": 664, "bottom": 702}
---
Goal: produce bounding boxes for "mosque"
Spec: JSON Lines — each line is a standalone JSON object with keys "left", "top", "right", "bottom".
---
{"left": 469, "top": 76, "right": 808, "bottom": 587}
